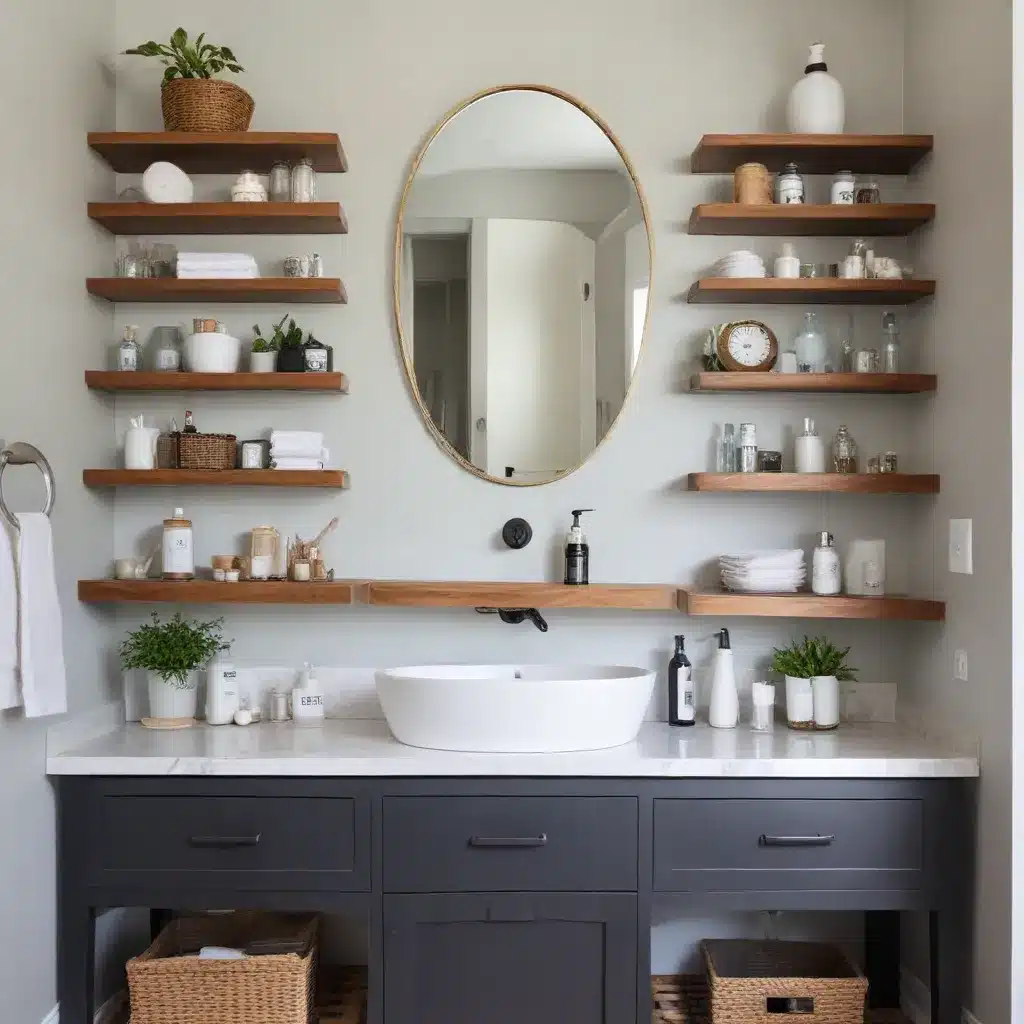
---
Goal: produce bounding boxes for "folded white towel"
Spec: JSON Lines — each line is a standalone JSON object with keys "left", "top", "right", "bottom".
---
{"left": 271, "top": 444, "right": 328, "bottom": 460}
{"left": 13, "top": 514, "right": 66, "bottom": 718}
{"left": 177, "top": 258, "right": 257, "bottom": 268}
{"left": 270, "top": 430, "right": 324, "bottom": 449}
{"left": 272, "top": 457, "right": 325, "bottom": 470}
{"left": 178, "top": 252, "right": 257, "bottom": 264}
{"left": 0, "top": 521, "right": 18, "bottom": 710}
{"left": 177, "top": 269, "right": 259, "bottom": 279}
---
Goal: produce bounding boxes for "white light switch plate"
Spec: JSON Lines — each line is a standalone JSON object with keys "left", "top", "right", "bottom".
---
{"left": 954, "top": 649, "right": 968, "bottom": 682}
{"left": 949, "top": 518, "right": 973, "bottom": 574}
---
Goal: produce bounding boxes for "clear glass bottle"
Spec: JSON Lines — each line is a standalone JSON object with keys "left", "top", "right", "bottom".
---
{"left": 838, "top": 312, "right": 855, "bottom": 372}
{"left": 290, "top": 157, "right": 317, "bottom": 202}
{"left": 738, "top": 423, "right": 758, "bottom": 473}
{"left": 832, "top": 424, "right": 858, "bottom": 474}
{"left": 717, "top": 423, "right": 737, "bottom": 473}
{"left": 881, "top": 311, "right": 900, "bottom": 373}
{"left": 269, "top": 161, "right": 291, "bottom": 202}
{"left": 152, "top": 326, "right": 181, "bottom": 371}
{"left": 118, "top": 324, "right": 140, "bottom": 371}
{"left": 793, "top": 311, "right": 827, "bottom": 373}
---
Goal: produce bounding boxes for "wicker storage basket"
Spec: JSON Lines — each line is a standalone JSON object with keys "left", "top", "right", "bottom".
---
{"left": 162, "top": 78, "right": 254, "bottom": 132}
{"left": 178, "top": 432, "right": 237, "bottom": 470}
{"left": 702, "top": 940, "right": 868, "bottom": 1024}
{"left": 127, "top": 912, "right": 317, "bottom": 1024}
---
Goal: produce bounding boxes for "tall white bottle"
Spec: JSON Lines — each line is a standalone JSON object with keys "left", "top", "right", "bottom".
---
{"left": 786, "top": 43, "right": 845, "bottom": 134}
{"left": 708, "top": 628, "right": 739, "bottom": 729}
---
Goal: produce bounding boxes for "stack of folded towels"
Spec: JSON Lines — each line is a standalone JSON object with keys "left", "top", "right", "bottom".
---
{"left": 270, "top": 430, "right": 329, "bottom": 470}
{"left": 177, "top": 252, "right": 260, "bottom": 279}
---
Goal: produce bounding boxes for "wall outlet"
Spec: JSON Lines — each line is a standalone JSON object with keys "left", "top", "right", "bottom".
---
{"left": 949, "top": 518, "right": 973, "bottom": 574}
{"left": 954, "top": 649, "right": 969, "bottom": 682}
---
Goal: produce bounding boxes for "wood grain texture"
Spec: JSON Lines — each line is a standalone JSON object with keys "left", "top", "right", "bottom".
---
{"left": 86, "top": 278, "right": 347, "bottom": 304}
{"left": 687, "top": 278, "right": 935, "bottom": 305}
{"left": 687, "top": 473, "right": 940, "bottom": 494}
{"left": 678, "top": 590, "right": 945, "bottom": 621}
{"left": 689, "top": 372, "right": 937, "bottom": 394}
{"left": 365, "top": 581, "right": 679, "bottom": 610}
{"left": 688, "top": 203, "right": 935, "bottom": 236}
{"left": 85, "top": 371, "right": 348, "bottom": 393}
{"left": 88, "top": 131, "right": 348, "bottom": 173}
{"left": 82, "top": 469, "right": 349, "bottom": 488}
{"left": 88, "top": 201, "right": 347, "bottom": 235}
{"left": 78, "top": 579, "right": 358, "bottom": 604}
{"left": 689, "top": 134, "right": 933, "bottom": 174}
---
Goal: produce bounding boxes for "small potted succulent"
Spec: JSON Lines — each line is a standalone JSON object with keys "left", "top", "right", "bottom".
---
{"left": 124, "top": 28, "right": 252, "bottom": 133}
{"left": 250, "top": 325, "right": 279, "bottom": 373}
{"left": 274, "top": 316, "right": 307, "bottom": 373}
{"left": 771, "top": 636, "right": 856, "bottom": 731}
{"left": 120, "top": 612, "right": 229, "bottom": 725}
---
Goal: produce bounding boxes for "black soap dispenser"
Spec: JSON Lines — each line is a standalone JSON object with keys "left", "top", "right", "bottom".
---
{"left": 668, "top": 635, "right": 694, "bottom": 726}
{"left": 564, "top": 509, "right": 593, "bottom": 585}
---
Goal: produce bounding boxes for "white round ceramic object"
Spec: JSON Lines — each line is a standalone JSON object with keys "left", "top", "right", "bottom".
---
{"left": 141, "top": 161, "right": 194, "bottom": 204}
{"left": 184, "top": 331, "right": 241, "bottom": 373}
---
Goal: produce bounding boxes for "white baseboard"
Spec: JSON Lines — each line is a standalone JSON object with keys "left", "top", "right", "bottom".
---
{"left": 42, "top": 989, "right": 127, "bottom": 1024}
{"left": 40, "top": 1006, "right": 59, "bottom": 1024}
{"left": 900, "top": 968, "right": 984, "bottom": 1024}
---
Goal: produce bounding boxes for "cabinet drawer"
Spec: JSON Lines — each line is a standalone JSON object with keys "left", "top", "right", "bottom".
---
{"left": 91, "top": 795, "right": 369, "bottom": 890}
{"left": 383, "top": 796, "right": 638, "bottom": 892}
{"left": 654, "top": 798, "right": 923, "bottom": 892}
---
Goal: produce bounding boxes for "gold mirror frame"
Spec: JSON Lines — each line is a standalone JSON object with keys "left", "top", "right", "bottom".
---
{"left": 393, "top": 83, "right": 654, "bottom": 487}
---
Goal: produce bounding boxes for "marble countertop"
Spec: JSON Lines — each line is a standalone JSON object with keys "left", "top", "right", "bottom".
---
{"left": 46, "top": 715, "right": 979, "bottom": 778}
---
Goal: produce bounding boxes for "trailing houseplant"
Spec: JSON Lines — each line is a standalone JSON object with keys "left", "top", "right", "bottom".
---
{"left": 250, "top": 324, "right": 280, "bottom": 373}
{"left": 771, "top": 636, "right": 856, "bottom": 731}
{"left": 120, "top": 612, "right": 229, "bottom": 723}
{"left": 124, "top": 28, "right": 253, "bottom": 133}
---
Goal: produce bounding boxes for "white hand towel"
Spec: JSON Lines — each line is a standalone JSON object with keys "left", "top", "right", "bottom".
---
{"left": 270, "top": 430, "right": 324, "bottom": 447}
{"left": 14, "top": 514, "right": 67, "bottom": 718}
{"left": 178, "top": 252, "right": 257, "bottom": 264}
{"left": 177, "top": 258, "right": 257, "bottom": 270}
{"left": 177, "top": 269, "right": 259, "bottom": 280}
{"left": 272, "top": 457, "right": 325, "bottom": 470}
{"left": 0, "top": 521, "right": 18, "bottom": 710}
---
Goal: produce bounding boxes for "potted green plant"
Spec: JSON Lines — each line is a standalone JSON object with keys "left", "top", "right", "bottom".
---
{"left": 771, "top": 636, "right": 856, "bottom": 731}
{"left": 274, "top": 316, "right": 308, "bottom": 373}
{"left": 124, "top": 28, "right": 252, "bottom": 133}
{"left": 120, "top": 612, "right": 229, "bottom": 725}
{"left": 250, "top": 325, "right": 279, "bottom": 373}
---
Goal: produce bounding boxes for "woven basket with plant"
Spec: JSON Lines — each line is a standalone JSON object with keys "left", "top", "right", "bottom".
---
{"left": 124, "top": 28, "right": 253, "bottom": 132}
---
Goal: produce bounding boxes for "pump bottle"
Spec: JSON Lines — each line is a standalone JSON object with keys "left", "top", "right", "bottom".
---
{"left": 668, "top": 635, "right": 694, "bottom": 726}
{"left": 564, "top": 509, "right": 594, "bottom": 585}
{"left": 708, "top": 628, "right": 739, "bottom": 729}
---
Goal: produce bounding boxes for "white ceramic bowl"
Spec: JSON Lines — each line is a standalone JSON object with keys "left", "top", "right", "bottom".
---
{"left": 184, "top": 331, "right": 242, "bottom": 373}
{"left": 141, "top": 161, "right": 194, "bottom": 204}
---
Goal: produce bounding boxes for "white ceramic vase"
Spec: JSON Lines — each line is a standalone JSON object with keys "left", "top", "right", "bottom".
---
{"left": 786, "top": 43, "right": 845, "bottom": 134}
{"left": 147, "top": 670, "right": 198, "bottom": 721}
{"left": 811, "top": 675, "right": 840, "bottom": 730}
{"left": 250, "top": 349, "right": 277, "bottom": 373}
{"left": 785, "top": 675, "right": 814, "bottom": 728}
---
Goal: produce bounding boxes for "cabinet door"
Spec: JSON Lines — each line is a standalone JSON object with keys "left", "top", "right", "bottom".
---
{"left": 384, "top": 893, "right": 637, "bottom": 1024}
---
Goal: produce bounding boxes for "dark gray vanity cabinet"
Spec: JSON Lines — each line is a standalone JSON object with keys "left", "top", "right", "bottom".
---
{"left": 383, "top": 893, "right": 637, "bottom": 1024}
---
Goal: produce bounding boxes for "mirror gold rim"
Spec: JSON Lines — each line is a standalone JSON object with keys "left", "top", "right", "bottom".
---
{"left": 393, "top": 83, "right": 654, "bottom": 487}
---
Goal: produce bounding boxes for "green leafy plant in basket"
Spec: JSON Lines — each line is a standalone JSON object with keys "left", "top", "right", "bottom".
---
{"left": 120, "top": 612, "right": 229, "bottom": 687}
{"left": 770, "top": 636, "right": 857, "bottom": 681}
{"left": 124, "top": 28, "right": 244, "bottom": 83}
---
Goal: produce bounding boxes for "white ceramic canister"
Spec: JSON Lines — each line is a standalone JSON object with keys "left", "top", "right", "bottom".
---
{"left": 124, "top": 423, "right": 160, "bottom": 470}
{"left": 786, "top": 42, "right": 845, "bottom": 133}
{"left": 162, "top": 507, "right": 194, "bottom": 580}
{"left": 794, "top": 417, "right": 826, "bottom": 473}
{"left": 831, "top": 170, "right": 856, "bottom": 205}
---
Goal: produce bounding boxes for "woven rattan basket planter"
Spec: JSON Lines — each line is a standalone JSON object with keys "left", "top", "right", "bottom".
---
{"left": 702, "top": 940, "right": 868, "bottom": 1024}
{"left": 162, "top": 78, "right": 254, "bottom": 132}
{"left": 126, "top": 912, "right": 317, "bottom": 1024}
{"left": 178, "top": 431, "right": 237, "bottom": 470}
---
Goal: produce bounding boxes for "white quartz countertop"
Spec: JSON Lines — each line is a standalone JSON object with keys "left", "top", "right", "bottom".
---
{"left": 46, "top": 718, "right": 979, "bottom": 778}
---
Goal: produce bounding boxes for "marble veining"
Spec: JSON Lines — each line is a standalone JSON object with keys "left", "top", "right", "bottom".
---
{"left": 46, "top": 719, "right": 979, "bottom": 778}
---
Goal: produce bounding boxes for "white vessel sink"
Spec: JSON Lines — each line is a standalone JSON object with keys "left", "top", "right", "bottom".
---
{"left": 375, "top": 664, "right": 656, "bottom": 753}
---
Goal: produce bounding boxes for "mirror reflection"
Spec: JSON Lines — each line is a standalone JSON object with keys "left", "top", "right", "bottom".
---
{"left": 396, "top": 87, "right": 651, "bottom": 485}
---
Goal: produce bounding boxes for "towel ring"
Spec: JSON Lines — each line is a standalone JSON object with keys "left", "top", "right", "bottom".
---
{"left": 0, "top": 443, "right": 55, "bottom": 530}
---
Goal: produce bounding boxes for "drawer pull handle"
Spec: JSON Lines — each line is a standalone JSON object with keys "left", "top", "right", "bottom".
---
{"left": 469, "top": 834, "right": 548, "bottom": 848}
{"left": 188, "top": 834, "right": 262, "bottom": 848}
{"left": 759, "top": 834, "right": 835, "bottom": 848}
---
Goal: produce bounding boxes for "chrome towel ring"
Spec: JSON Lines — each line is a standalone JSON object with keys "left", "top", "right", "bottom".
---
{"left": 0, "top": 443, "right": 55, "bottom": 531}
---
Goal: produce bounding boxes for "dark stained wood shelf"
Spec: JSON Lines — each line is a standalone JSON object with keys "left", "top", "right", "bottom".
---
{"left": 688, "top": 203, "right": 935, "bottom": 236}
{"left": 689, "top": 372, "right": 937, "bottom": 394}
{"left": 86, "top": 278, "right": 346, "bottom": 304}
{"left": 687, "top": 278, "right": 935, "bottom": 305}
{"left": 83, "top": 469, "right": 348, "bottom": 489}
{"left": 679, "top": 589, "right": 945, "bottom": 621}
{"left": 365, "top": 581, "right": 679, "bottom": 611}
{"left": 88, "top": 201, "right": 347, "bottom": 235}
{"left": 85, "top": 371, "right": 348, "bottom": 393}
{"left": 687, "top": 472, "right": 939, "bottom": 494}
{"left": 689, "top": 134, "right": 933, "bottom": 174}
{"left": 78, "top": 579, "right": 358, "bottom": 604}
{"left": 88, "top": 131, "right": 347, "bottom": 173}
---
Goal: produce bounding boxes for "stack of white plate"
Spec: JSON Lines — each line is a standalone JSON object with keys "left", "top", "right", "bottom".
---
{"left": 711, "top": 250, "right": 767, "bottom": 278}
{"left": 720, "top": 550, "right": 806, "bottom": 593}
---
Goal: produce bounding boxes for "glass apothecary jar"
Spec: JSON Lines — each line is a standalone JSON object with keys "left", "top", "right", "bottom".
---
{"left": 269, "top": 161, "right": 291, "bottom": 202}
{"left": 290, "top": 158, "right": 317, "bottom": 202}
{"left": 832, "top": 424, "right": 858, "bottom": 474}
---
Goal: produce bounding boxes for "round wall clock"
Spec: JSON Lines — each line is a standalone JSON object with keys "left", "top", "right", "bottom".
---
{"left": 712, "top": 320, "right": 778, "bottom": 372}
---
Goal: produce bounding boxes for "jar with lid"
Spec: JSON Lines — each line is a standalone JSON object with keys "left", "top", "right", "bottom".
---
{"left": 793, "top": 311, "right": 827, "bottom": 373}
{"left": 290, "top": 157, "right": 317, "bottom": 202}
{"left": 151, "top": 326, "right": 181, "bottom": 371}
{"left": 269, "top": 161, "right": 291, "bottom": 202}
{"left": 776, "top": 162, "right": 805, "bottom": 204}
{"left": 118, "top": 325, "right": 140, "bottom": 371}
{"left": 855, "top": 178, "right": 881, "bottom": 204}
{"left": 738, "top": 422, "right": 758, "bottom": 473}
{"left": 831, "top": 169, "right": 855, "bottom": 204}
{"left": 162, "top": 507, "right": 194, "bottom": 580}
{"left": 832, "top": 424, "right": 858, "bottom": 474}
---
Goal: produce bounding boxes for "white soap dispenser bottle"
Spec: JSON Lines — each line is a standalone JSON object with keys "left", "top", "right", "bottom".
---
{"left": 708, "top": 628, "right": 739, "bottom": 729}
{"left": 292, "top": 662, "right": 325, "bottom": 728}
{"left": 786, "top": 43, "right": 845, "bottom": 134}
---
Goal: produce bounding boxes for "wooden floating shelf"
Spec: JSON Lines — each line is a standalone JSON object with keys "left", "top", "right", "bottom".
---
{"left": 689, "top": 372, "right": 937, "bottom": 394}
{"left": 679, "top": 590, "right": 945, "bottom": 621}
{"left": 86, "top": 278, "right": 346, "bottom": 304}
{"left": 690, "top": 134, "right": 933, "bottom": 175}
{"left": 688, "top": 203, "right": 935, "bottom": 236}
{"left": 88, "top": 131, "right": 348, "bottom": 174}
{"left": 85, "top": 371, "right": 348, "bottom": 393}
{"left": 78, "top": 579, "right": 358, "bottom": 605}
{"left": 365, "top": 581, "right": 679, "bottom": 611}
{"left": 687, "top": 278, "right": 935, "bottom": 305}
{"left": 687, "top": 472, "right": 939, "bottom": 494}
{"left": 83, "top": 469, "right": 348, "bottom": 489}
{"left": 88, "top": 201, "right": 347, "bottom": 235}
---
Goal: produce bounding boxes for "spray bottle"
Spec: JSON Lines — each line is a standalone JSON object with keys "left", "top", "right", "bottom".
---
{"left": 708, "top": 628, "right": 738, "bottom": 729}
{"left": 564, "top": 509, "right": 594, "bottom": 585}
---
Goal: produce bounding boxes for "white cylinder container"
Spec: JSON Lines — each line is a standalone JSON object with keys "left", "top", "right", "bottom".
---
{"left": 147, "top": 671, "right": 198, "bottom": 721}
{"left": 812, "top": 675, "right": 840, "bottom": 729}
{"left": 785, "top": 675, "right": 814, "bottom": 727}
{"left": 162, "top": 508, "right": 194, "bottom": 580}
{"left": 811, "top": 532, "right": 842, "bottom": 595}
{"left": 708, "top": 648, "right": 738, "bottom": 729}
{"left": 786, "top": 43, "right": 845, "bottom": 133}
{"left": 795, "top": 418, "right": 826, "bottom": 473}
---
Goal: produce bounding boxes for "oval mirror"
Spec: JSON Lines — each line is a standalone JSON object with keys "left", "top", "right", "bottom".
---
{"left": 394, "top": 85, "right": 652, "bottom": 485}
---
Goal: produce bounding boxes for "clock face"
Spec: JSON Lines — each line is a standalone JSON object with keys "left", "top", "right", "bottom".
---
{"left": 726, "top": 322, "right": 773, "bottom": 367}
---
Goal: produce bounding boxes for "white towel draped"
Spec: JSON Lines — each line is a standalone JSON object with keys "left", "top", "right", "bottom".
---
{"left": 0, "top": 521, "right": 18, "bottom": 710}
